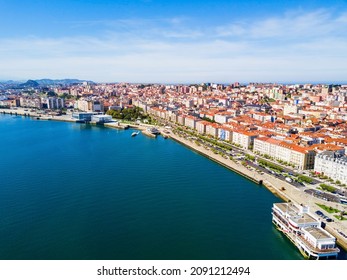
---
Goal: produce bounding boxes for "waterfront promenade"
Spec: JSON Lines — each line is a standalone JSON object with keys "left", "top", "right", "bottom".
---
{"left": 0, "top": 108, "right": 130, "bottom": 128}
{"left": 1, "top": 108, "right": 76, "bottom": 122}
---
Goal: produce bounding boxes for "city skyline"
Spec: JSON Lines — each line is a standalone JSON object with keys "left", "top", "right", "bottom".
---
{"left": 1, "top": 0, "right": 347, "bottom": 83}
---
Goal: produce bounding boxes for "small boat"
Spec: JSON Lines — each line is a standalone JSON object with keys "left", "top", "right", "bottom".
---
{"left": 131, "top": 131, "right": 140, "bottom": 137}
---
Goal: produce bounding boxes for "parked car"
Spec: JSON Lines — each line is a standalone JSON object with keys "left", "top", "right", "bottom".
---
{"left": 315, "top": 210, "right": 323, "bottom": 216}
{"left": 285, "top": 177, "right": 292, "bottom": 183}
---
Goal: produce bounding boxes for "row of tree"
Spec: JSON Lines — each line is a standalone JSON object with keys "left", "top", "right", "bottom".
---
{"left": 106, "top": 107, "right": 147, "bottom": 121}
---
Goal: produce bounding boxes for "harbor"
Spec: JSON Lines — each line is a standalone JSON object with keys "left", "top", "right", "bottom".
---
{"left": 0, "top": 113, "right": 307, "bottom": 260}
{"left": 1, "top": 111, "right": 347, "bottom": 257}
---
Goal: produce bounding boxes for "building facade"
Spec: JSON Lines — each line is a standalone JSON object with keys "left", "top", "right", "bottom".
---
{"left": 47, "top": 97, "right": 65, "bottom": 109}
{"left": 254, "top": 137, "right": 316, "bottom": 170}
{"left": 314, "top": 151, "right": 347, "bottom": 184}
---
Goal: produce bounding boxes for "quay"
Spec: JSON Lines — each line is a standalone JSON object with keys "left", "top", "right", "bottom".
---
{"left": 141, "top": 129, "right": 157, "bottom": 138}
{"left": 1, "top": 108, "right": 129, "bottom": 128}
{"left": 103, "top": 122, "right": 129, "bottom": 130}
{"left": 171, "top": 134, "right": 262, "bottom": 185}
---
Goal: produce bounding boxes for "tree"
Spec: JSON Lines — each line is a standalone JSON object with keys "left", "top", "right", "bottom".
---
{"left": 47, "top": 91, "right": 57, "bottom": 97}
{"left": 298, "top": 175, "right": 313, "bottom": 184}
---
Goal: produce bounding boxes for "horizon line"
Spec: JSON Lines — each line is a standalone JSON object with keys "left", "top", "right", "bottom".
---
{"left": 1, "top": 78, "right": 347, "bottom": 86}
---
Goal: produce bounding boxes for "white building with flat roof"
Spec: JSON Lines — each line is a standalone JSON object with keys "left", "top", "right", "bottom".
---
{"left": 91, "top": 114, "right": 112, "bottom": 123}
{"left": 272, "top": 202, "right": 339, "bottom": 259}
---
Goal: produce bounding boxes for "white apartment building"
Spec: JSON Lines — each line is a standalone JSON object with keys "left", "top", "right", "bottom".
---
{"left": 177, "top": 115, "right": 185, "bottom": 125}
{"left": 314, "top": 151, "right": 347, "bottom": 184}
{"left": 196, "top": 120, "right": 210, "bottom": 134}
{"left": 252, "top": 112, "right": 272, "bottom": 122}
{"left": 47, "top": 97, "right": 65, "bottom": 109}
{"left": 77, "top": 100, "right": 92, "bottom": 112}
{"left": 254, "top": 137, "right": 316, "bottom": 170}
{"left": 214, "top": 112, "right": 234, "bottom": 124}
{"left": 184, "top": 115, "right": 199, "bottom": 130}
{"left": 232, "top": 130, "right": 258, "bottom": 150}
{"left": 218, "top": 127, "right": 233, "bottom": 141}
{"left": 206, "top": 123, "right": 220, "bottom": 138}
{"left": 77, "top": 100, "right": 104, "bottom": 112}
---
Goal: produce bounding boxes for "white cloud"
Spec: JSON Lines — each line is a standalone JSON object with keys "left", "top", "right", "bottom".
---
{"left": 1, "top": 9, "right": 347, "bottom": 83}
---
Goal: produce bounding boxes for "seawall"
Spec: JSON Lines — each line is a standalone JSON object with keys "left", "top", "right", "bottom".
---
{"left": 168, "top": 134, "right": 262, "bottom": 185}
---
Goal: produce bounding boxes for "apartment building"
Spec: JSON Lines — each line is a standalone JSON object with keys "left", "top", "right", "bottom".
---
{"left": 47, "top": 97, "right": 65, "bottom": 109}
{"left": 232, "top": 129, "right": 259, "bottom": 149}
{"left": 314, "top": 151, "right": 347, "bottom": 184}
{"left": 214, "top": 112, "right": 234, "bottom": 124}
{"left": 218, "top": 126, "right": 233, "bottom": 141}
{"left": 254, "top": 137, "right": 316, "bottom": 170}
{"left": 184, "top": 115, "right": 199, "bottom": 130}
{"left": 206, "top": 123, "right": 220, "bottom": 138}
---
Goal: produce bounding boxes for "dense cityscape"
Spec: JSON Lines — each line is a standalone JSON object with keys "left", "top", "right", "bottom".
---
{"left": 2, "top": 78, "right": 347, "bottom": 260}
{"left": 2, "top": 80, "right": 347, "bottom": 181}
{"left": 2, "top": 1, "right": 347, "bottom": 279}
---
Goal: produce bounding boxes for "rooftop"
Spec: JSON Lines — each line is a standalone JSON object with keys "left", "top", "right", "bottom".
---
{"left": 304, "top": 227, "right": 333, "bottom": 240}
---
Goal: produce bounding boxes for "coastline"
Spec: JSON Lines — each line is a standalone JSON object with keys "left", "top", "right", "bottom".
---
{"left": 1, "top": 109, "right": 347, "bottom": 252}
{"left": 157, "top": 129, "right": 347, "bottom": 252}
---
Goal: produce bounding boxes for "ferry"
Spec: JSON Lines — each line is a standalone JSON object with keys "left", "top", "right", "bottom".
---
{"left": 272, "top": 202, "right": 339, "bottom": 259}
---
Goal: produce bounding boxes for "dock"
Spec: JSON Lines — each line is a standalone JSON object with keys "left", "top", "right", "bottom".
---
{"left": 102, "top": 122, "right": 129, "bottom": 129}
{"left": 141, "top": 129, "right": 157, "bottom": 138}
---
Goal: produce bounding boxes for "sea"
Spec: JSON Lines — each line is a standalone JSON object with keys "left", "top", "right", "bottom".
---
{"left": 0, "top": 114, "right": 345, "bottom": 260}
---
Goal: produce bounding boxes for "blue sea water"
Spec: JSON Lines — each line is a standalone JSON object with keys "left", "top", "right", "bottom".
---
{"left": 0, "top": 114, "right": 324, "bottom": 259}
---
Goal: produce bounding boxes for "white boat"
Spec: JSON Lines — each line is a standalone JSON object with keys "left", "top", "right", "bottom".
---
{"left": 272, "top": 202, "right": 339, "bottom": 259}
{"left": 131, "top": 131, "right": 140, "bottom": 137}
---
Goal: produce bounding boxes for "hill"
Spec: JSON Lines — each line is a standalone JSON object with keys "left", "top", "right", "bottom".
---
{"left": 19, "top": 80, "right": 40, "bottom": 88}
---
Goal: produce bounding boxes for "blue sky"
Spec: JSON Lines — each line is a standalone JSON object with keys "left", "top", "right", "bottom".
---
{"left": 1, "top": 0, "right": 347, "bottom": 83}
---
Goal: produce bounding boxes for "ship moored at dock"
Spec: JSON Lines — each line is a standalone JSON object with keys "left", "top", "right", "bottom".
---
{"left": 272, "top": 202, "right": 340, "bottom": 259}
{"left": 142, "top": 127, "right": 160, "bottom": 138}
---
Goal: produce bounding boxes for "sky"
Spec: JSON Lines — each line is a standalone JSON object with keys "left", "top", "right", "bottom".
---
{"left": 0, "top": 0, "right": 347, "bottom": 84}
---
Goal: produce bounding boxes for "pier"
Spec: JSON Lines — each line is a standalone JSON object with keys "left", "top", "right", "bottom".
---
{"left": 141, "top": 129, "right": 157, "bottom": 138}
